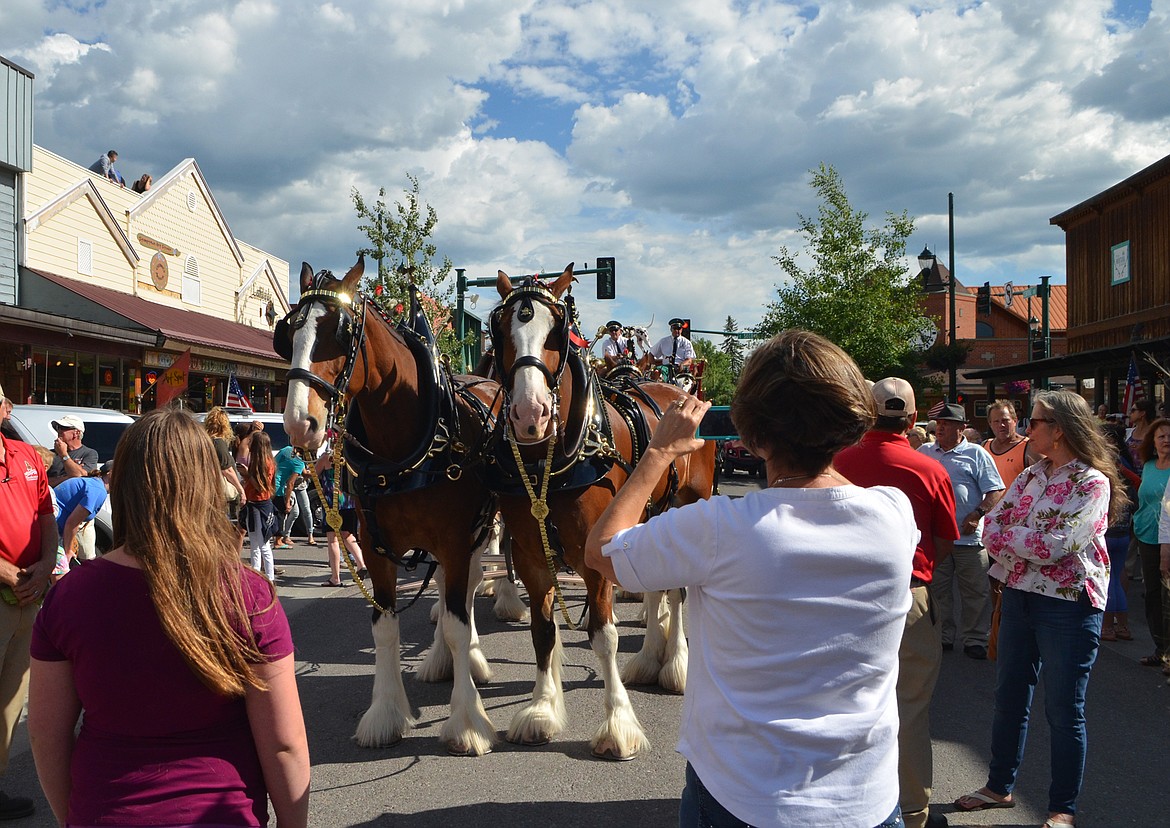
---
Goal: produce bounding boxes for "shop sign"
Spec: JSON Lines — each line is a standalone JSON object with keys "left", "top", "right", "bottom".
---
{"left": 145, "top": 350, "right": 276, "bottom": 382}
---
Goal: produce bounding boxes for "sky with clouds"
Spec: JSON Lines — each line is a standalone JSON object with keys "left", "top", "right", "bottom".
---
{"left": 3, "top": 0, "right": 1168, "bottom": 339}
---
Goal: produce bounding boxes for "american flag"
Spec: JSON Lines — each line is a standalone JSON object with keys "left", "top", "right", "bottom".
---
{"left": 927, "top": 399, "right": 947, "bottom": 419}
{"left": 226, "top": 373, "right": 254, "bottom": 411}
{"left": 1121, "top": 355, "right": 1145, "bottom": 415}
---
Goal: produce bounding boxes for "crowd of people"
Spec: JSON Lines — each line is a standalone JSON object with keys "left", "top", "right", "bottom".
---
{"left": 2, "top": 334, "right": 1169, "bottom": 825}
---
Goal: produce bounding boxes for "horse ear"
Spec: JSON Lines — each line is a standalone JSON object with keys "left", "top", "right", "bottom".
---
{"left": 496, "top": 270, "right": 513, "bottom": 299}
{"left": 549, "top": 263, "right": 575, "bottom": 298}
{"left": 300, "top": 262, "right": 315, "bottom": 293}
{"left": 342, "top": 256, "right": 365, "bottom": 292}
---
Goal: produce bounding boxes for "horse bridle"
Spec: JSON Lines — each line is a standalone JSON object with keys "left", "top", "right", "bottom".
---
{"left": 274, "top": 272, "right": 366, "bottom": 407}
{"left": 489, "top": 279, "right": 571, "bottom": 396}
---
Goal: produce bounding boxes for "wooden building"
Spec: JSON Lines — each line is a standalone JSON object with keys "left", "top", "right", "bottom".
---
{"left": 967, "top": 152, "right": 1170, "bottom": 412}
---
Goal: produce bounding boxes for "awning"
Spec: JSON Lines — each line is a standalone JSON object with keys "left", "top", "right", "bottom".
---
{"left": 964, "top": 336, "right": 1170, "bottom": 381}
{"left": 21, "top": 267, "right": 281, "bottom": 361}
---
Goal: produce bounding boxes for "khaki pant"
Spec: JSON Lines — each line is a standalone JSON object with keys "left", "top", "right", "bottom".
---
{"left": 899, "top": 585, "right": 942, "bottom": 828}
{"left": 76, "top": 520, "right": 96, "bottom": 561}
{"left": 0, "top": 601, "right": 37, "bottom": 775}
{"left": 930, "top": 545, "right": 991, "bottom": 648}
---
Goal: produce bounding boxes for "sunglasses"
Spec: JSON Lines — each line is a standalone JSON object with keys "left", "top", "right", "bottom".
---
{"left": 1029, "top": 417, "right": 1056, "bottom": 425}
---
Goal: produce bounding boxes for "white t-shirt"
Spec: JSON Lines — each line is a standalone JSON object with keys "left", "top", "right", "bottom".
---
{"left": 601, "top": 336, "right": 625, "bottom": 360}
{"left": 604, "top": 485, "right": 916, "bottom": 827}
{"left": 649, "top": 334, "right": 695, "bottom": 366}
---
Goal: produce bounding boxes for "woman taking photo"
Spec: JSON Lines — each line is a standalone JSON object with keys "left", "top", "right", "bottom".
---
{"left": 955, "top": 390, "right": 1125, "bottom": 828}
{"left": 586, "top": 330, "right": 916, "bottom": 828}
{"left": 27, "top": 408, "right": 309, "bottom": 827}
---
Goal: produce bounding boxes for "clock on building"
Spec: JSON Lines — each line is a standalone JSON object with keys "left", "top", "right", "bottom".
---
{"left": 150, "top": 252, "right": 169, "bottom": 290}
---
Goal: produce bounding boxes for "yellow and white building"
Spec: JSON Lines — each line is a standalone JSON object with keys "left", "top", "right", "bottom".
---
{"left": 1, "top": 137, "right": 291, "bottom": 412}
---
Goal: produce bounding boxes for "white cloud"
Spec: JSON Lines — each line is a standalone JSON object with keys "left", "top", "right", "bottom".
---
{"left": 2, "top": 0, "right": 1169, "bottom": 335}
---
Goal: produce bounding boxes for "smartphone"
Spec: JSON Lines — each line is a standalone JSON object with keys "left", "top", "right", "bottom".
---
{"left": 695, "top": 405, "right": 737, "bottom": 441}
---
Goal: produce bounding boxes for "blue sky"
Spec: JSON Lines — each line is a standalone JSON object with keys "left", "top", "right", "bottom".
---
{"left": 3, "top": 0, "right": 1170, "bottom": 340}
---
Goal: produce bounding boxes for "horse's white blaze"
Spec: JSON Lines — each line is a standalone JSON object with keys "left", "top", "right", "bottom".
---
{"left": 283, "top": 303, "right": 328, "bottom": 450}
{"left": 508, "top": 300, "right": 556, "bottom": 441}
{"left": 354, "top": 613, "right": 415, "bottom": 747}
{"left": 590, "top": 621, "right": 649, "bottom": 758}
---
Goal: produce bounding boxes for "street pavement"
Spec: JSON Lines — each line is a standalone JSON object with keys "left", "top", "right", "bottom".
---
{"left": 6, "top": 482, "right": 1167, "bottom": 826}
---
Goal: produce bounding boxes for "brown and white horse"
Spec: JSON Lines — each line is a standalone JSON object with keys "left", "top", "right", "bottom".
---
{"left": 488, "top": 265, "right": 715, "bottom": 758}
{"left": 280, "top": 257, "right": 501, "bottom": 756}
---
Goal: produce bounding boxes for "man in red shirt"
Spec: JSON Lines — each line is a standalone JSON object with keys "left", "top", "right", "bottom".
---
{"left": 0, "top": 383, "right": 57, "bottom": 820}
{"left": 836, "top": 377, "right": 959, "bottom": 828}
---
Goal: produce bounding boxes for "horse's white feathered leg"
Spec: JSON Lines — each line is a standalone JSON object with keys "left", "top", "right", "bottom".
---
{"left": 492, "top": 577, "right": 529, "bottom": 622}
{"left": 354, "top": 613, "right": 415, "bottom": 747}
{"left": 590, "top": 621, "right": 649, "bottom": 760}
{"left": 466, "top": 546, "right": 493, "bottom": 685}
{"left": 440, "top": 607, "right": 496, "bottom": 756}
{"left": 621, "top": 590, "right": 667, "bottom": 685}
{"left": 418, "top": 572, "right": 454, "bottom": 682}
{"left": 658, "top": 588, "right": 688, "bottom": 694}
{"left": 507, "top": 626, "right": 567, "bottom": 745}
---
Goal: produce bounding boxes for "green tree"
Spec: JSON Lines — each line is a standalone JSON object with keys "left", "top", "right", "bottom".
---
{"left": 352, "top": 174, "right": 466, "bottom": 362}
{"left": 759, "top": 163, "right": 930, "bottom": 380}
{"left": 694, "top": 338, "right": 736, "bottom": 405}
{"left": 720, "top": 315, "right": 744, "bottom": 377}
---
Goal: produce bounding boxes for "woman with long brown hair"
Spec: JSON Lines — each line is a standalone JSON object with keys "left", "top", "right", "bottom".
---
{"left": 27, "top": 408, "right": 308, "bottom": 827}
{"left": 241, "top": 430, "right": 278, "bottom": 582}
{"left": 957, "top": 390, "right": 1126, "bottom": 827}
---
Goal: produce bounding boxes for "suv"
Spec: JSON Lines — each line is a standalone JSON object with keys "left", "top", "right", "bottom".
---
{"left": 721, "top": 439, "right": 764, "bottom": 478}
{"left": 2, "top": 405, "right": 135, "bottom": 553}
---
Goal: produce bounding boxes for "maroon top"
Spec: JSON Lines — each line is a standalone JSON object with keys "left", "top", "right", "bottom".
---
{"left": 836, "top": 430, "right": 960, "bottom": 583}
{"left": 32, "top": 557, "right": 293, "bottom": 827}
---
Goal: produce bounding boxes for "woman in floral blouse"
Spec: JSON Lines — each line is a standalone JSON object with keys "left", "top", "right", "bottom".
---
{"left": 954, "top": 390, "right": 1127, "bottom": 828}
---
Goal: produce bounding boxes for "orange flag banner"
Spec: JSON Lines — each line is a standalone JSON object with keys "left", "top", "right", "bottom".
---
{"left": 156, "top": 349, "right": 192, "bottom": 408}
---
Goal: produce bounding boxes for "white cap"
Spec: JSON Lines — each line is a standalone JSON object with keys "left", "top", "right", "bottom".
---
{"left": 871, "top": 377, "right": 916, "bottom": 417}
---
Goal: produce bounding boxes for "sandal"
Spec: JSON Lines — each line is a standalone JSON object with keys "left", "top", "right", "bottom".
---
{"left": 954, "top": 789, "right": 1015, "bottom": 812}
{"left": 1100, "top": 625, "right": 1117, "bottom": 641}
{"left": 1115, "top": 625, "right": 1133, "bottom": 640}
{"left": 1139, "top": 654, "right": 1165, "bottom": 667}
{"left": 321, "top": 580, "right": 342, "bottom": 587}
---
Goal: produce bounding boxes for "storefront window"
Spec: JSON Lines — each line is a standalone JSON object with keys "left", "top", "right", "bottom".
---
{"left": 45, "top": 349, "right": 76, "bottom": 405}
{"left": 77, "top": 353, "right": 97, "bottom": 408}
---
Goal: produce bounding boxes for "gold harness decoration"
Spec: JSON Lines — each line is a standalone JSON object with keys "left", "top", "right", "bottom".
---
{"left": 303, "top": 399, "right": 396, "bottom": 616}
{"left": 506, "top": 409, "right": 579, "bottom": 630}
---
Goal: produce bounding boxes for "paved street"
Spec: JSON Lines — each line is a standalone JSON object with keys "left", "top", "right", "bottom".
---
{"left": 6, "top": 486, "right": 1167, "bottom": 826}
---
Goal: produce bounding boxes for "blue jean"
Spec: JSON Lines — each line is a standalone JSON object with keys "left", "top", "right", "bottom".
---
{"left": 679, "top": 763, "right": 903, "bottom": 828}
{"left": 986, "top": 587, "right": 1101, "bottom": 816}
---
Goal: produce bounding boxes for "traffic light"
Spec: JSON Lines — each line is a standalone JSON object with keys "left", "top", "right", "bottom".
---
{"left": 1031, "top": 336, "right": 1047, "bottom": 361}
{"left": 976, "top": 282, "right": 992, "bottom": 315}
{"left": 595, "top": 257, "right": 616, "bottom": 300}
{"left": 679, "top": 319, "right": 691, "bottom": 340}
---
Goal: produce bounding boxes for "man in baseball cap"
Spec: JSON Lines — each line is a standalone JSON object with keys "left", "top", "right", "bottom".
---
{"left": 48, "top": 415, "right": 99, "bottom": 487}
{"left": 836, "top": 379, "right": 959, "bottom": 828}
{"left": 918, "top": 401, "right": 1005, "bottom": 661}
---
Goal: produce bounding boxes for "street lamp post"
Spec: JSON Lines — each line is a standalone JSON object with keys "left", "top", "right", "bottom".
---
{"left": 918, "top": 244, "right": 957, "bottom": 402}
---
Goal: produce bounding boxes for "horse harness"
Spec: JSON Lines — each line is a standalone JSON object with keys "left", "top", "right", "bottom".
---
{"left": 486, "top": 279, "right": 680, "bottom": 626}
{"left": 274, "top": 273, "right": 496, "bottom": 615}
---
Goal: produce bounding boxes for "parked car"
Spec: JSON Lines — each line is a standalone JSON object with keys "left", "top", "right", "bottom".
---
{"left": 720, "top": 439, "right": 765, "bottom": 478}
{"left": 2, "top": 404, "right": 135, "bottom": 553}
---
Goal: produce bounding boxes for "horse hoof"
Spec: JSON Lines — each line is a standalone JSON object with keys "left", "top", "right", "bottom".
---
{"left": 591, "top": 745, "right": 637, "bottom": 761}
{"left": 510, "top": 735, "right": 550, "bottom": 747}
{"left": 448, "top": 742, "right": 491, "bottom": 757}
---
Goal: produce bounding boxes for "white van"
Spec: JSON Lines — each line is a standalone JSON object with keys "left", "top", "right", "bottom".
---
{"left": 2, "top": 405, "right": 135, "bottom": 554}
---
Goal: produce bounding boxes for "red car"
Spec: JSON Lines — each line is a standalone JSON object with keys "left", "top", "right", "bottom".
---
{"left": 720, "top": 439, "right": 764, "bottom": 478}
